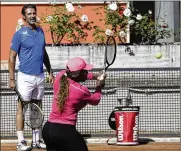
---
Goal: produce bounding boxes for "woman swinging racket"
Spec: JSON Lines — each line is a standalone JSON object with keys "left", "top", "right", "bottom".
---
{"left": 42, "top": 57, "right": 106, "bottom": 151}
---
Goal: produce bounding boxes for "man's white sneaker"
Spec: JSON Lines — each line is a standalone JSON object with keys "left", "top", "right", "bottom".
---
{"left": 16, "top": 140, "right": 32, "bottom": 151}
{"left": 31, "top": 139, "right": 46, "bottom": 149}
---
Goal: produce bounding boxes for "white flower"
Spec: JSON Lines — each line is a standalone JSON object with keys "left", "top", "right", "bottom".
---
{"left": 123, "top": 8, "right": 131, "bottom": 17}
{"left": 81, "top": 15, "right": 88, "bottom": 22}
{"left": 119, "top": 31, "right": 126, "bottom": 38}
{"left": 36, "top": 16, "right": 41, "bottom": 23}
{"left": 108, "top": 2, "right": 117, "bottom": 11}
{"left": 18, "top": 18, "right": 24, "bottom": 26}
{"left": 125, "top": 28, "right": 130, "bottom": 33}
{"left": 105, "top": 29, "right": 112, "bottom": 36}
{"left": 16, "top": 25, "right": 22, "bottom": 31}
{"left": 46, "top": 16, "right": 53, "bottom": 22}
{"left": 65, "top": 2, "right": 75, "bottom": 12}
{"left": 128, "top": 19, "right": 135, "bottom": 26}
{"left": 136, "top": 14, "right": 142, "bottom": 20}
{"left": 148, "top": 10, "right": 152, "bottom": 14}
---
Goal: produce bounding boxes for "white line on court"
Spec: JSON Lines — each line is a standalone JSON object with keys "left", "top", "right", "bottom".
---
{"left": 1, "top": 137, "right": 180, "bottom": 144}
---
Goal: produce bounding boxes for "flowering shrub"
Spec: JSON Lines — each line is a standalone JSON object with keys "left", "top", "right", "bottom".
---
{"left": 40, "top": 2, "right": 94, "bottom": 45}
{"left": 16, "top": 2, "right": 173, "bottom": 45}
{"left": 130, "top": 12, "right": 173, "bottom": 44}
{"left": 93, "top": 2, "right": 173, "bottom": 44}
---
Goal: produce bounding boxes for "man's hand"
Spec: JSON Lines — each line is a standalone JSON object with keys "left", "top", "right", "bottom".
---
{"left": 9, "top": 79, "right": 16, "bottom": 89}
{"left": 48, "top": 73, "right": 55, "bottom": 84}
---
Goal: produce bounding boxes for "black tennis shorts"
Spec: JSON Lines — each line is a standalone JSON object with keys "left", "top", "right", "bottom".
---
{"left": 42, "top": 121, "right": 88, "bottom": 151}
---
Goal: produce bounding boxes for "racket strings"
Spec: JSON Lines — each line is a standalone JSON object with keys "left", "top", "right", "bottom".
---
{"left": 106, "top": 37, "right": 116, "bottom": 65}
{"left": 23, "top": 104, "right": 44, "bottom": 129}
{"left": 30, "top": 104, "right": 41, "bottom": 126}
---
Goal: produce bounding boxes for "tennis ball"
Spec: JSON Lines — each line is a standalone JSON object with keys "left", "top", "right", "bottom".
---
{"left": 155, "top": 52, "right": 162, "bottom": 59}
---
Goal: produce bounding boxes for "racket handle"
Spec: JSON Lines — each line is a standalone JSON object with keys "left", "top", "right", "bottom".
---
{"left": 99, "top": 70, "right": 106, "bottom": 80}
{"left": 14, "top": 87, "right": 25, "bottom": 102}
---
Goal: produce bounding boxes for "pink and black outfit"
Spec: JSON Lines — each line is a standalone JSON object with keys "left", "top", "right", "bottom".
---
{"left": 42, "top": 58, "right": 103, "bottom": 151}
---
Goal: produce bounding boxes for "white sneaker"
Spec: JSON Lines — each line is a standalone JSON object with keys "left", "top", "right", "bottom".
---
{"left": 17, "top": 140, "right": 32, "bottom": 151}
{"left": 31, "top": 139, "right": 46, "bottom": 149}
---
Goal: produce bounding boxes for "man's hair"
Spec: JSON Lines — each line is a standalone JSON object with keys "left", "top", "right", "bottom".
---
{"left": 21, "top": 4, "right": 37, "bottom": 16}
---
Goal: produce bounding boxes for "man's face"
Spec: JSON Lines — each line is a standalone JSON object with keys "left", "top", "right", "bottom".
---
{"left": 24, "top": 8, "right": 37, "bottom": 25}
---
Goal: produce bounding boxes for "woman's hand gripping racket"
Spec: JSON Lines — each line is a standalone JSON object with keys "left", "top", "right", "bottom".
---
{"left": 14, "top": 87, "right": 44, "bottom": 129}
{"left": 99, "top": 36, "right": 117, "bottom": 80}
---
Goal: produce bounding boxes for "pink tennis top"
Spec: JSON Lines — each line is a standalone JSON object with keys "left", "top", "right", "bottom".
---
{"left": 48, "top": 70, "right": 102, "bottom": 125}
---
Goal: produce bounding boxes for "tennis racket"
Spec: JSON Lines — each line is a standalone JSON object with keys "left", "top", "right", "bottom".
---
{"left": 14, "top": 87, "right": 44, "bottom": 129}
{"left": 100, "top": 36, "right": 117, "bottom": 80}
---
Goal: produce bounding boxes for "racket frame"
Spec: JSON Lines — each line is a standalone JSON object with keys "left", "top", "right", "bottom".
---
{"left": 14, "top": 87, "right": 44, "bottom": 129}
{"left": 99, "top": 36, "right": 117, "bottom": 80}
{"left": 104, "top": 36, "right": 117, "bottom": 71}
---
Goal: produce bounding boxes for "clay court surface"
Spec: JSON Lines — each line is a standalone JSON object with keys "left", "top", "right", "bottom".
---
{"left": 1, "top": 142, "right": 180, "bottom": 151}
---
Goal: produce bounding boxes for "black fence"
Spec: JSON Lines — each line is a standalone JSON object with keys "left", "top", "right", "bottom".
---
{"left": 0, "top": 68, "right": 180, "bottom": 139}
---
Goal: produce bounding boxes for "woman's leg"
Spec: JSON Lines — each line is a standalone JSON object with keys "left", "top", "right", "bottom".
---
{"left": 65, "top": 128, "right": 88, "bottom": 151}
{"left": 42, "top": 121, "right": 56, "bottom": 151}
{"left": 43, "top": 122, "right": 68, "bottom": 151}
{"left": 43, "top": 122, "right": 87, "bottom": 151}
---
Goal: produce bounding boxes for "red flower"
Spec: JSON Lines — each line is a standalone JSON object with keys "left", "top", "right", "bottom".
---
{"left": 162, "top": 23, "right": 168, "bottom": 28}
{"left": 119, "top": 7, "right": 125, "bottom": 16}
